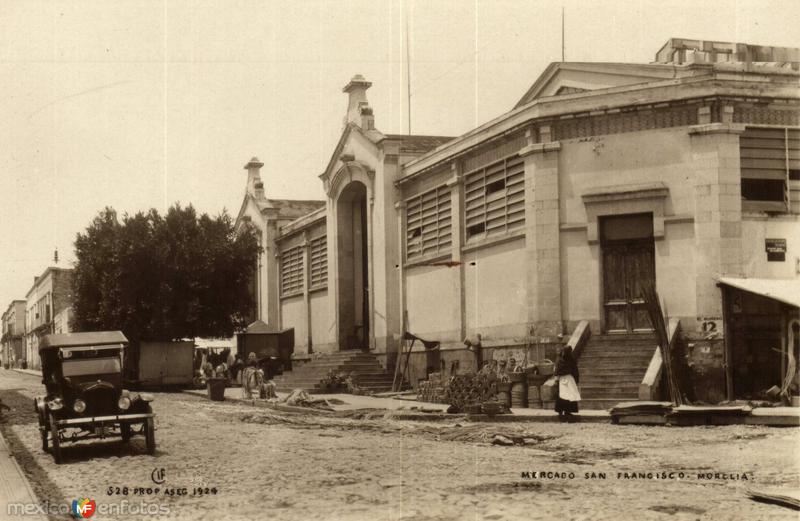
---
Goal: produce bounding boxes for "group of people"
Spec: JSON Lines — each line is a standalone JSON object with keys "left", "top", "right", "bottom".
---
{"left": 201, "top": 350, "right": 258, "bottom": 382}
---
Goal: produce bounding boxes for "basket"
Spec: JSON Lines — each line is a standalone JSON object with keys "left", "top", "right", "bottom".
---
{"left": 527, "top": 374, "right": 550, "bottom": 387}
{"left": 207, "top": 377, "right": 227, "bottom": 401}
{"left": 508, "top": 372, "right": 526, "bottom": 383}
{"left": 466, "top": 403, "right": 483, "bottom": 414}
{"left": 481, "top": 401, "right": 503, "bottom": 417}
{"left": 536, "top": 359, "right": 555, "bottom": 376}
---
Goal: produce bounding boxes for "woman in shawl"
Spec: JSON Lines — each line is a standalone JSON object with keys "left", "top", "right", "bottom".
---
{"left": 554, "top": 345, "right": 581, "bottom": 422}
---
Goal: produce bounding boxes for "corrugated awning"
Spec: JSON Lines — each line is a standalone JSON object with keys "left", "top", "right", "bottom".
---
{"left": 718, "top": 277, "right": 800, "bottom": 308}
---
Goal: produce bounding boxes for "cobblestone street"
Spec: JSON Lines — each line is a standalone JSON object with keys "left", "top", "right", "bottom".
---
{"left": 1, "top": 370, "right": 798, "bottom": 521}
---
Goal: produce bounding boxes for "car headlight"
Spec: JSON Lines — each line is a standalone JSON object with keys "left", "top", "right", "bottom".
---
{"left": 73, "top": 399, "right": 87, "bottom": 413}
{"left": 118, "top": 396, "right": 131, "bottom": 410}
{"left": 47, "top": 398, "right": 64, "bottom": 411}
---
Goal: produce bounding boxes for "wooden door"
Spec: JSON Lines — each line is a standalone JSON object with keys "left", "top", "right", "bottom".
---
{"left": 602, "top": 239, "right": 655, "bottom": 333}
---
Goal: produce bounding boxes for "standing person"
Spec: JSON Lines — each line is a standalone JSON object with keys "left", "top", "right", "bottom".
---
{"left": 554, "top": 345, "right": 581, "bottom": 422}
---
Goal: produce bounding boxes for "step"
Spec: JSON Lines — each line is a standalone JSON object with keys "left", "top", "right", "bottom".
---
{"left": 580, "top": 377, "right": 644, "bottom": 386}
{"left": 581, "top": 383, "right": 639, "bottom": 391}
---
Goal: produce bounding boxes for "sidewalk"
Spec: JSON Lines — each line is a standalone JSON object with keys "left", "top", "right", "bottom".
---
{"left": 10, "top": 368, "right": 41, "bottom": 378}
{"left": 0, "top": 430, "right": 46, "bottom": 521}
{"left": 184, "top": 385, "right": 800, "bottom": 426}
{"left": 183, "top": 386, "right": 611, "bottom": 423}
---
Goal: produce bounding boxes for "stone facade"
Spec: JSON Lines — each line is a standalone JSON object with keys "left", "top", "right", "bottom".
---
{"left": 1, "top": 300, "right": 26, "bottom": 367}
{"left": 236, "top": 39, "right": 800, "bottom": 401}
{"left": 23, "top": 267, "right": 74, "bottom": 369}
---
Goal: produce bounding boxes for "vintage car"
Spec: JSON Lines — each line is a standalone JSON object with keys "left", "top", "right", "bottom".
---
{"left": 34, "top": 331, "right": 155, "bottom": 463}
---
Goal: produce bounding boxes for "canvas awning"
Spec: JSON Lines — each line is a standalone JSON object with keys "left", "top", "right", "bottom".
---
{"left": 194, "top": 337, "right": 235, "bottom": 350}
{"left": 40, "top": 331, "right": 128, "bottom": 352}
{"left": 718, "top": 277, "right": 800, "bottom": 308}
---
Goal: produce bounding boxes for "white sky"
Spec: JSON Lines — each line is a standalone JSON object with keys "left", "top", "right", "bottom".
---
{"left": 0, "top": 0, "right": 798, "bottom": 308}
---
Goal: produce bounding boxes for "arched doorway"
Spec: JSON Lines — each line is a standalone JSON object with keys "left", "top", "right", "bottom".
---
{"left": 336, "top": 181, "right": 369, "bottom": 349}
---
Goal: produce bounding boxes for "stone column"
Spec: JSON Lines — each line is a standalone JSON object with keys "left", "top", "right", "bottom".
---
{"left": 520, "top": 126, "right": 563, "bottom": 337}
{"left": 688, "top": 119, "right": 745, "bottom": 326}
{"left": 446, "top": 161, "right": 467, "bottom": 342}
{"left": 302, "top": 232, "right": 312, "bottom": 354}
{"left": 262, "top": 208, "right": 281, "bottom": 328}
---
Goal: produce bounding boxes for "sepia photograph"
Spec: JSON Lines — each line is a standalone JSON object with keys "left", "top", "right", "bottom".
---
{"left": 0, "top": 1, "right": 799, "bottom": 519}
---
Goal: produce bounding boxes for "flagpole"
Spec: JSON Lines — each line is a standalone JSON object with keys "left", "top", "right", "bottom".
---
{"left": 405, "top": 1, "right": 412, "bottom": 134}
{"left": 561, "top": 6, "right": 565, "bottom": 62}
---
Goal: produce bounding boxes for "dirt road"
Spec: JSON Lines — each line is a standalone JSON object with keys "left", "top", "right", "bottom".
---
{"left": 1, "top": 369, "right": 798, "bottom": 520}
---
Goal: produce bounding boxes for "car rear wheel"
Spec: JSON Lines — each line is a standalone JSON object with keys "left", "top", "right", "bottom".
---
{"left": 48, "top": 413, "right": 62, "bottom": 464}
{"left": 144, "top": 418, "right": 155, "bottom": 455}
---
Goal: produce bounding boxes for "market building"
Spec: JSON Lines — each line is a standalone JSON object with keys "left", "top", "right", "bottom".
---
{"left": 236, "top": 39, "right": 800, "bottom": 405}
{"left": 23, "top": 267, "right": 73, "bottom": 370}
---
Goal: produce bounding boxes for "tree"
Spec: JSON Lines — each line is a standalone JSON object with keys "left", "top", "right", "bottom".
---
{"left": 72, "top": 204, "right": 260, "bottom": 342}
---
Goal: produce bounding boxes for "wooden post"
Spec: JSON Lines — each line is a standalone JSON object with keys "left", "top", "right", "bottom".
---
{"left": 721, "top": 285, "right": 735, "bottom": 401}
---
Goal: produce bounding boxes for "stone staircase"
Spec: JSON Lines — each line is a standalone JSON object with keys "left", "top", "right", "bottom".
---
{"left": 272, "top": 350, "right": 397, "bottom": 393}
{"left": 577, "top": 334, "right": 657, "bottom": 409}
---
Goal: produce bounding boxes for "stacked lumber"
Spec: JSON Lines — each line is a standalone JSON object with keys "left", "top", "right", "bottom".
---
{"left": 610, "top": 401, "right": 673, "bottom": 424}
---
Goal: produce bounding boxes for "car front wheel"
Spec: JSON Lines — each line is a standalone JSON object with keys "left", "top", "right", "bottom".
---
{"left": 48, "top": 413, "right": 62, "bottom": 464}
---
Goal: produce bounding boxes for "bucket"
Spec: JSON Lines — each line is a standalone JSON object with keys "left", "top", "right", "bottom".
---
{"left": 510, "top": 381, "right": 528, "bottom": 408}
{"left": 540, "top": 377, "right": 557, "bottom": 401}
{"left": 207, "top": 378, "right": 227, "bottom": 401}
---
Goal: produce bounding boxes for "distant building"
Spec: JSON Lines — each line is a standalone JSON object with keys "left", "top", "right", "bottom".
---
{"left": 236, "top": 39, "right": 799, "bottom": 404}
{"left": 24, "top": 267, "right": 73, "bottom": 369}
{"left": 1, "top": 300, "right": 26, "bottom": 367}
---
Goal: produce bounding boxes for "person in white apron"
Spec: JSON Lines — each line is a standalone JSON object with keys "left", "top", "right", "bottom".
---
{"left": 554, "top": 345, "right": 581, "bottom": 422}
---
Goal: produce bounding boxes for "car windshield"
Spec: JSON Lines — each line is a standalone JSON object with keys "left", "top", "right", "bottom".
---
{"left": 62, "top": 357, "right": 121, "bottom": 377}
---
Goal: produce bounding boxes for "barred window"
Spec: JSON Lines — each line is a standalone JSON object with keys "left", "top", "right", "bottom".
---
{"left": 740, "top": 127, "right": 799, "bottom": 213}
{"left": 309, "top": 235, "right": 328, "bottom": 289}
{"left": 406, "top": 186, "right": 452, "bottom": 260}
{"left": 280, "top": 247, "right": 303, "bottom": 295}
{"left": 464, "top": 155, "right": 525, "bottom": 239}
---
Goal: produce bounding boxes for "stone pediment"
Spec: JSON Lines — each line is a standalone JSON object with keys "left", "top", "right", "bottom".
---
{"left": 514, "top": 62, "right": 697, "bottom": 108}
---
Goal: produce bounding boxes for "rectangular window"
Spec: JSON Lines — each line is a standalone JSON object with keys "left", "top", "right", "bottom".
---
{"left": 309, "top": 235, "right": 328, "bottom": 289}
{"left": 464, "top": 155, "right": 525, "bottom": 240}
{"left": 405, "top": 186, "right": 452, "bottom": 261}
{"left": 280, "top": 247, "right": 304, "bottom": 296}
{"left": 740, "top": 127, "right": 799, "bottom": 213}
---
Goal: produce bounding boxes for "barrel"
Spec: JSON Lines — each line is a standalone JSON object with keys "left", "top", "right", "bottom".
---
{"left": 207, "top": 377, "right": 227, "bottom": 401}
{"left": 496, "top": 382, "right": 512, "bottom": 408}
{"left": 527, "top": 384, "right": 542, "bottom": 408}
{"left": 510, "top": 380, "right": 528, "bottom": 408}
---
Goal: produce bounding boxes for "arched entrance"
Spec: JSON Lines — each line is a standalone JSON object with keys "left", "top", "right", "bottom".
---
{"left": 336, "top": 181, "right": 370, "bottom": 349}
